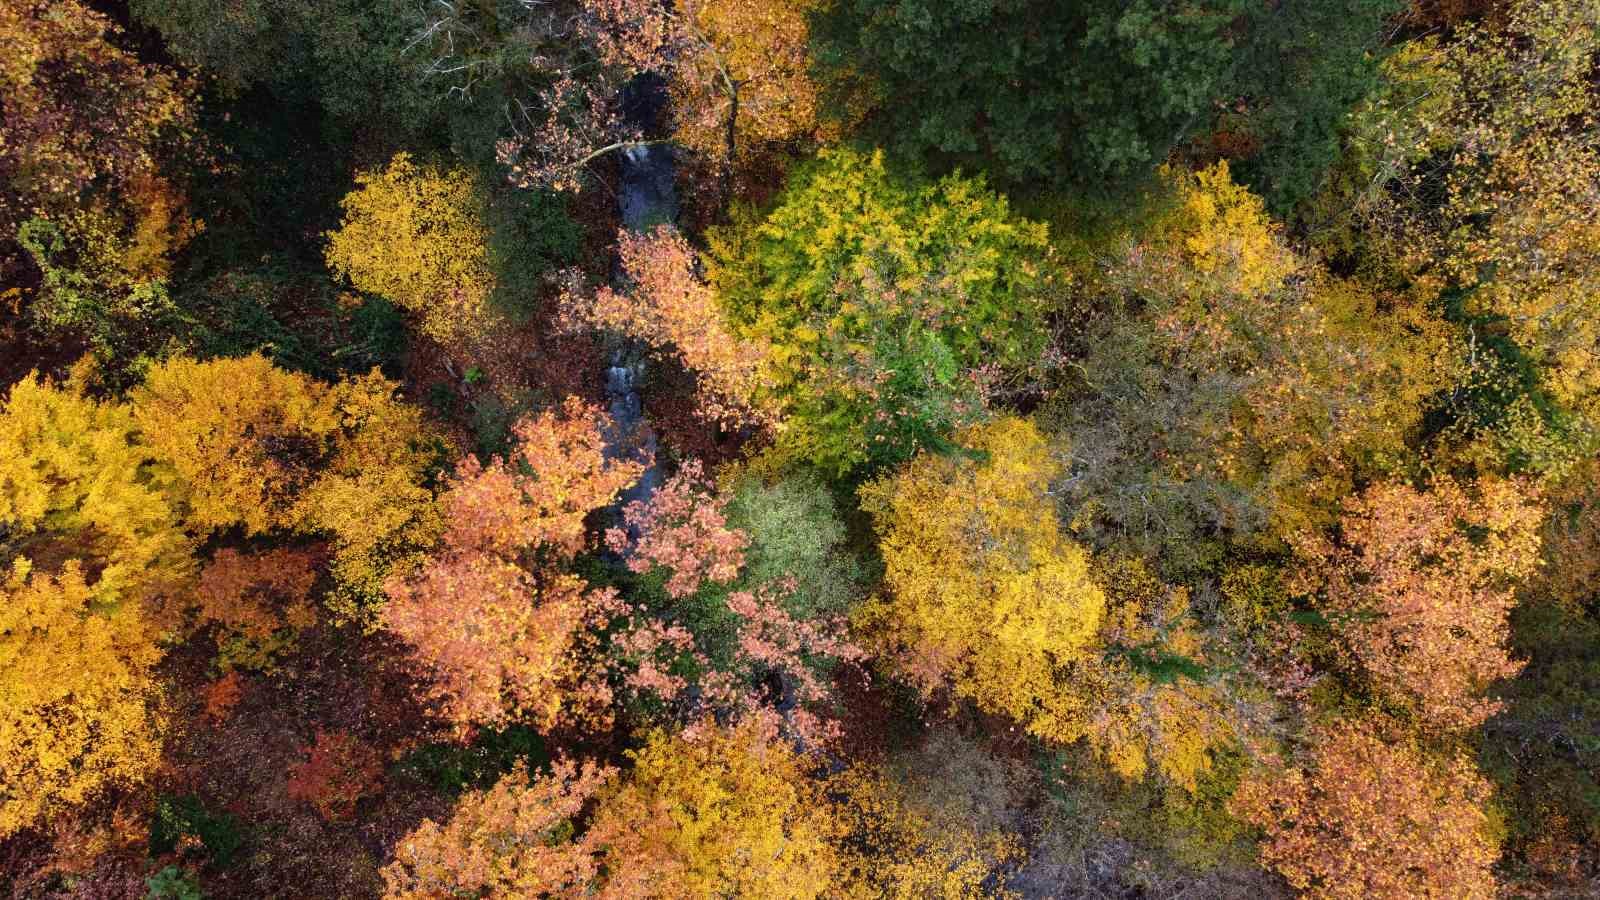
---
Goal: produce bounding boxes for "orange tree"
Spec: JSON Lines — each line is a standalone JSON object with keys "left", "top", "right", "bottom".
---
{"left": 1232, "top": 718, "right": 1500, "bottom": 900}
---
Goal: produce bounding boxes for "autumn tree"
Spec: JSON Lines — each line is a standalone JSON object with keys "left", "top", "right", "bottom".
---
{"left": 383, "top": 399, "right": 642, "bottom": 734}
{"left": 1332, "top": 0, "right": 1600, "bottom": 470}
{"left": 382, "top": 758, "right": 613, "bottom": 898}
{"left": 133, "top": 354, "right": 341, "bottom": 535}
{"left": 0, "top": 0, "right": 201, "bottom": 348}
{"left": 1232, "top": 718, "right": 1500, "bottom": 900}
{"left": 1058, "top": 162, "right": 1454, "bottom": 570}
{"left": 859, "top": 416, "right": 1106, "bottom": 744}
{"left": 384, "top": 722, "right": 842, "bottom": 898}
{"left": 582, "top": 0, "right": 825, "bottom": 183}
{"left": 602, "top": 462, "right": 863, "bottom": 744}
{"left": 0, "top": 563, "right": 167, "bottom": 838}
{"left": 296, "top": 369, "right": 446, "bottom": 619}
{"left": 561, "top": 226, "right": 771, "bottom": 427}
{"left": 132, "top": 355, "right": 442, "bottom": 618}
{"left": 285, "top": 730, "right": 385, "bottom": 823}
{"left": 608, "top": 461, "right": 748, "bottom": 599}
{"left": 324, "top": 153, "right": 497, "bottom": 343}
{"left": 0, "top": 374, "right": 188, "bottom": 836}
{"left": 193, "top": 547, "right": 322, "bottom": 672}
{"left": 1291, "top": 477, "right": 1543, "bottom": 731}
{"left": 1083, "top": 556, "right": 1242, "bottom": 793}
{"left": 1, "top": 371, "right": 191, "bottom": 606}
{"left": 440, "top": 0, "right": 823, "bottom": 194}
{"left": 708, "top": 149, "right": 1056, "bottom": 473}
{"left": 593, "top": 723, "right": 843, "bottom": 897}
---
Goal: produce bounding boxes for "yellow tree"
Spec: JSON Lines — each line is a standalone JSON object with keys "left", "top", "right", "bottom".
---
{"left": 0, "top": 563, "right": 166, "bottom": 837}
{"left": 589, "top": 723, "right": 842, "bottom": 898}
{"left": 132, "top": 354, "right": 342, "bottom": 536}
{"left": 1082, "top": 556, "right": 1238, "bottom": 793}
{"left": 297, "top": 370, "right": 446, "bottom": 620}
{"left": 0, "top": 372, "right": 190, "bottom": 605}
{"left": 324, "top": 152, "right": 496, "bottom": 342}
{"left": 0, "top": 373, "right": 188, "bottom": 836}
{"left": 132, "top": 355, "right": 442, "bottom": 608}
{"left": 384, "top": 722, "right": 843, "bottom": 899}
{"left": 858, "top": 416, "right": 1106, "bottom": 744}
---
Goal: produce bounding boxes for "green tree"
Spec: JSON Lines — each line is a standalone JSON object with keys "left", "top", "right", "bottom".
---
{"left": 812, "top": 0, "right": 1400, "bottom": 206}
{"left": 708, "top": 148, "right": 1055, "bottom": 474}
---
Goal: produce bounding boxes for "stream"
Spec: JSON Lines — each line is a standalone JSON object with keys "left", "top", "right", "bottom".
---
{"left": 600, "top": 78, "right": 677, "bottom": 534}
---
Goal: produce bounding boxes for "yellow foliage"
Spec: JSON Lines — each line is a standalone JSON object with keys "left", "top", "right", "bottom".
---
{"left": 591, "top": 723, "right": 841, "bottom": 898}
{"left": 299, "top": 370, "right": 446, "bottom": 621}
{"left": 1154, "top": 160, "right": 1297, "bottom": 299}
{"left": 859, "top": 417, "right": 1105, "bottom": 744}
{"left": 324, "top": 152, "right": 496, "bottom": 343}
{"left": 1084, "top": 556, "right": 1234, "bottom": 793}
{"left": 0, "top": 372, "right": 191, "bottom": 606}
{"left": 831, "top": 765, "right": 1023, "bottom": 899}
{"left": 132, "top": 354, "right": 342, "bottom": 536}
{"left": 0, "top": 561, "right": 165, "bottom": 837}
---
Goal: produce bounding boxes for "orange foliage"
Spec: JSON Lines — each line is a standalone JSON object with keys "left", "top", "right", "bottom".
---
{"left": 193, "top": 547, "right": 322, "bottom": 671}
{"left": 562, "top": 226, "right": 771, "bottom": 427}
{"left": 385, "top": 554, "right": 601, "bottom": 734}
{"left": 606, "top": 460, "right": 747, "bottom": 598}
{"left": 382, "top": 759, "right": 613, "bottom": 898}
{"left": 385, "top": 398, "right": 640, "bottom": 734}
{"left": 200, "top": 672, "right": 245, "bottom": 723}
{"left": 1232, "top": 718, "right": 1499, "bottom": 900}
{"left": 1291, "top": 477, "right": 1542, "bottom": 731}
{"left": 438, "top": 397, "right": 642, "bottom": 562}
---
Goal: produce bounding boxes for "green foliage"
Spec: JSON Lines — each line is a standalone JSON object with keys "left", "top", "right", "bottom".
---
{"left": 1482, "top": 599, "right": 1600, "bottom": 857}
{"left": 1154, "top": 747, "right": 1256, "bottom": 869}
{"left": 129, "top": 0, "right": 440, "bottom": 141}
{"left": 484, "top": 189, "right": 582, "bottom": 321}
{"left": 176, "top": 269, "right": 408, "bottom": 380}
{"left": 394, "top": 725, "right": 551, "bottom": 794}
{"left": 812, "top": 0, "right": 1399, "bottom": 206}
{"left": 17, "top": 218, "right": 175, "bottom": 372}
{"left": 1217, "top": 562, "right": 1291, "bottom": 638}
{"left": 723, "top": 472, "right": 864, "bottom": 619}
{"left": 148, "top": 795, "right": 246, "bottom": 869}
{"left": 709, "top": 148, "right": 1054, "bottom": 474}
{"left": 146, "top": 865, "right": 203, "bottom": 900}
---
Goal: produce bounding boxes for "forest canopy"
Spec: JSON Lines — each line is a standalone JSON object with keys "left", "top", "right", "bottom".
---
{"left": 3, "top": 0, "right": 1599, "bottom": 897}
